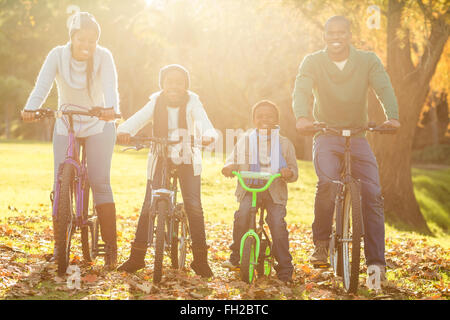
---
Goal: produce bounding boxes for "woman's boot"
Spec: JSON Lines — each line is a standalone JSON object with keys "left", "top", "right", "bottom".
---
{"left": 96, "top": 203, "right": 118, "bottom": 270}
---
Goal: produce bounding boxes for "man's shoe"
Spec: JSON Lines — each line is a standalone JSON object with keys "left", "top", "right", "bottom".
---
{"left": 367, "top": 264, "right": 387, "bottom": 290}
{"left": 310, "top": 240, "right": 329, "bottom": 267}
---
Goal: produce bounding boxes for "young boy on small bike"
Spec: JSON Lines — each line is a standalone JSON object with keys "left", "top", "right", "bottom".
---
{"left": 221, "top": 100, "right": 298, "bottom": 282}
{"left": 116, "top": 64, "right": 217, "bottom": 277}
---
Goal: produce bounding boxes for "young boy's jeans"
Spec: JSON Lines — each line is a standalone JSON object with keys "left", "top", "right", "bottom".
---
{"left": 229, "top": 191, "right": 294, "bottom": 280}
{"left": 133, "top": 162, "right": 207, "bottom": 250}
{"left": 312, "top": 135, "right": 385, "bottom": 267}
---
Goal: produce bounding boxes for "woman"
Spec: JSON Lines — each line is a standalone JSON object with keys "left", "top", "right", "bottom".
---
{"left": 21, "top": 12, "right": 120, "bottom": 269}
{"left": 116, "top": 64, "right": 217, "bottom": 277}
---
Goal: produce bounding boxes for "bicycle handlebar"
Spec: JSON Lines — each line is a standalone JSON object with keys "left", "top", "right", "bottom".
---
{"left": 121, "top": 135, "right": 210, "bottom": 152}
{"left": 232, "top": 171, "right": 281, "bottom": 192}
{"left": 232, "top": 171, "right": 281, "bottom": 207}
{"left": 297, "top": 122, "right": 398, "bottom": 137}
{"left": 24, "top": 107, "right": 122, "bottom": 120}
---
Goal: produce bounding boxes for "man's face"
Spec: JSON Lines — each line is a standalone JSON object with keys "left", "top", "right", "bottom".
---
{"left": 253, "top": 105, "right": 279, "bottom": 134}
{"left": 162, "top": 70, "right": 187, "bottom": 106}
{"left": 323, "top": 20, "right": 352, "bottom": 57}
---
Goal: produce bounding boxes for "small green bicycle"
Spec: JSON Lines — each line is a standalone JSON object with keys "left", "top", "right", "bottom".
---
{"left": 232, "top": 171, "right": 281, "bottom": 284}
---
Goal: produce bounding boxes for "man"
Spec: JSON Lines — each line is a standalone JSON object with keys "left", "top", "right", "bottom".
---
{"left": 292, "top": 16, "right": 400, "bottom": 281}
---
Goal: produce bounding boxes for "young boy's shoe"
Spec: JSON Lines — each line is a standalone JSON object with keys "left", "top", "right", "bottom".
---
{"left": 222, "top": 260, "right": 240, "bottom": 271}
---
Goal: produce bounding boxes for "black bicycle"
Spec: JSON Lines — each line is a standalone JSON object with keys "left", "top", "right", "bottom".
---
{"left": 299, "top": 122, "right": 397, "bottom": 293}
{"left": 122, "top": 136, "right": 193, "bottom": 283}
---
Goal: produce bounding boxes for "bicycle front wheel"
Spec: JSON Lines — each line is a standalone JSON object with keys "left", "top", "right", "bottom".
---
{"left": 340, "top": 181, "right": 363, "bottom": 294}
{"left": 171, "top": 204, "right": 189, "bottom": 270}
{"left": 81, "top": 181, "right": 99, "bottom": 262}
{"left": 240, "top": 236, "right": 257, "bottom": 284}
{"left": 257, "top": 239, "right": 272, "bottom": 277}
{"left": 54, "top": 163, "right": 75, "bottom": 276}
{"left": 153, "top": 200, "right": 168, "bottom": 284}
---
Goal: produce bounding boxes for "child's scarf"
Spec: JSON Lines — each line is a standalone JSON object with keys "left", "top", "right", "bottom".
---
{"left": 246, "top": 128, "right": 287, "bottom": 187}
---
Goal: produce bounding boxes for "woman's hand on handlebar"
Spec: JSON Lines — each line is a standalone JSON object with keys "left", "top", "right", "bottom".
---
{"left": 117, "top": 132, "right": 131, "bottom": 145}
{"left": 21, "top": 110, "right": 38, "bottom": 123}
{"left": 97, "top": 107, "right": 117, "bottom": 121}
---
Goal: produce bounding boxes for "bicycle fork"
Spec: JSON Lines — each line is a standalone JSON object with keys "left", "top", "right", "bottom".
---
{"left": 239, "top": 207, "right": 261, "bottom": 267}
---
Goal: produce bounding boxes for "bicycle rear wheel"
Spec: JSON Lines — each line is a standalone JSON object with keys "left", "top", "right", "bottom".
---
{"left": 171, "top": 204, "right": 189, "bottom": 270}
{"left": 153, "top": 200, "right": 168, "bottom": 283}
{"left": 339, "top": 181, "right": 363, "bottom": 293}
{"left": 54, "top": 163, "right": 75, "bottom": 276}
{"left": 81, "top": 181, "right": 99, "bottom": 262}
{"left": 240, "top": 236, "right": 257, "bottom": 284}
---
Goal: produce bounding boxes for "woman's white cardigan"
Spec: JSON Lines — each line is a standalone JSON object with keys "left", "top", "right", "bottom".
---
{"left": 117, "top": 90, "right": 218, "bottom": 180}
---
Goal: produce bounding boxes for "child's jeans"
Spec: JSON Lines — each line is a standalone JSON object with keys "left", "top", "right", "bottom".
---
{"left": 229, "top": 191, "right": 293, "bottom": 280}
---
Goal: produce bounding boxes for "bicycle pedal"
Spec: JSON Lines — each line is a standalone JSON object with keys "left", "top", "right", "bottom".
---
{"left": 312, "top": 263, "right": 330, "bottom": 269}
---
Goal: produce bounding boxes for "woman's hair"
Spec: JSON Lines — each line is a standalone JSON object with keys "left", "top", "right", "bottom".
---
{"left": 251, "top": 100, "right": 280, "bottom": 121}
{"left": 69, "top": 12, "right": 101, "bottom": 100}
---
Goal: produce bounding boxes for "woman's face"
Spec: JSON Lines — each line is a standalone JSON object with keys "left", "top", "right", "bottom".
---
{"left": 71, "top": 29, "right": 98, "bottom": 61}
{"left": 162, "top": 69, "right": 187, "bottom": 106}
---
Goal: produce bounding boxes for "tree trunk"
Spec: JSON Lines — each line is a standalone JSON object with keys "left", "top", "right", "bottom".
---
{"left": 370, "top": 0, "right": 449, "bottom": 233}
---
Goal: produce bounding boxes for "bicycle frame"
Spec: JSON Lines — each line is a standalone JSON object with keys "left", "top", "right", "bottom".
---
{"left": 232, "top": 171, "right": 281, "bottom": 269}
{"left": 52, "top": 115, "right": 89, "bottom": 228}
{"left": 147, "top": 139, "right": 180, "bottom": 248}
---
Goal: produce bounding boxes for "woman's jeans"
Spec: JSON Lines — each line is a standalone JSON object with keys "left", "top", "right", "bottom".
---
{"left": 134, "top": 162, "right": 207, "bottom": 249}
{"left": 229, "top": 191, "right": 293, "bottom": 279}
{"left": 312, "top": 135, "right": 385, "bottom": 267}
{"left": 52, "top": 123, "right": 116, "bottom": 205}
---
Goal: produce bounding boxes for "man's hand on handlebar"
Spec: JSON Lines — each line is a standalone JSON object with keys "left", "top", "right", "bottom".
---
{"left": 379, "top": 119, "right": 400, "bottom": 133}
{"left": 295, "top": 117, "right": 314, "bottom": 132}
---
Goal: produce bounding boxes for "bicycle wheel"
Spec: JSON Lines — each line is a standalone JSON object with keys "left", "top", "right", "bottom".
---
{"left": 81, "top": 181, "right": 99, "bottom": 262}
{"left": 339, "top": 181, "right": 363, "bottom": 293}
{"left": 54, "top": 163, "right": 75, "bottom": 276}
{"left": 171, "top": 204, "right": 189, "bottom": 270}
{"left": 153, "top": 200, "right": 168, "bottom": 284}
{"left": 240, "top": 236, "right": 257, "bottom": 284}
{"left": 257, "top": 239, "right": 272, "bottom": 277}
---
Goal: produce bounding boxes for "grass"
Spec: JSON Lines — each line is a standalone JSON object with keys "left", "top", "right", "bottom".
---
{"left": 0, "top": 140, "right": 449, "bottom": 300}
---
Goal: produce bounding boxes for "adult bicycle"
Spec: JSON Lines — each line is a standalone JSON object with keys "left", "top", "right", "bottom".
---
{"left": 299, "top": 122, "right": 397, "bottom": 293}
{"left": 24, "top": 106, "right": 121, "bottom": 276}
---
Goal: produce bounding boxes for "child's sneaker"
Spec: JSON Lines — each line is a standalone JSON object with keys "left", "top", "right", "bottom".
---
{"left": 222, "top": 260, "right": 240, "bottom": 271}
